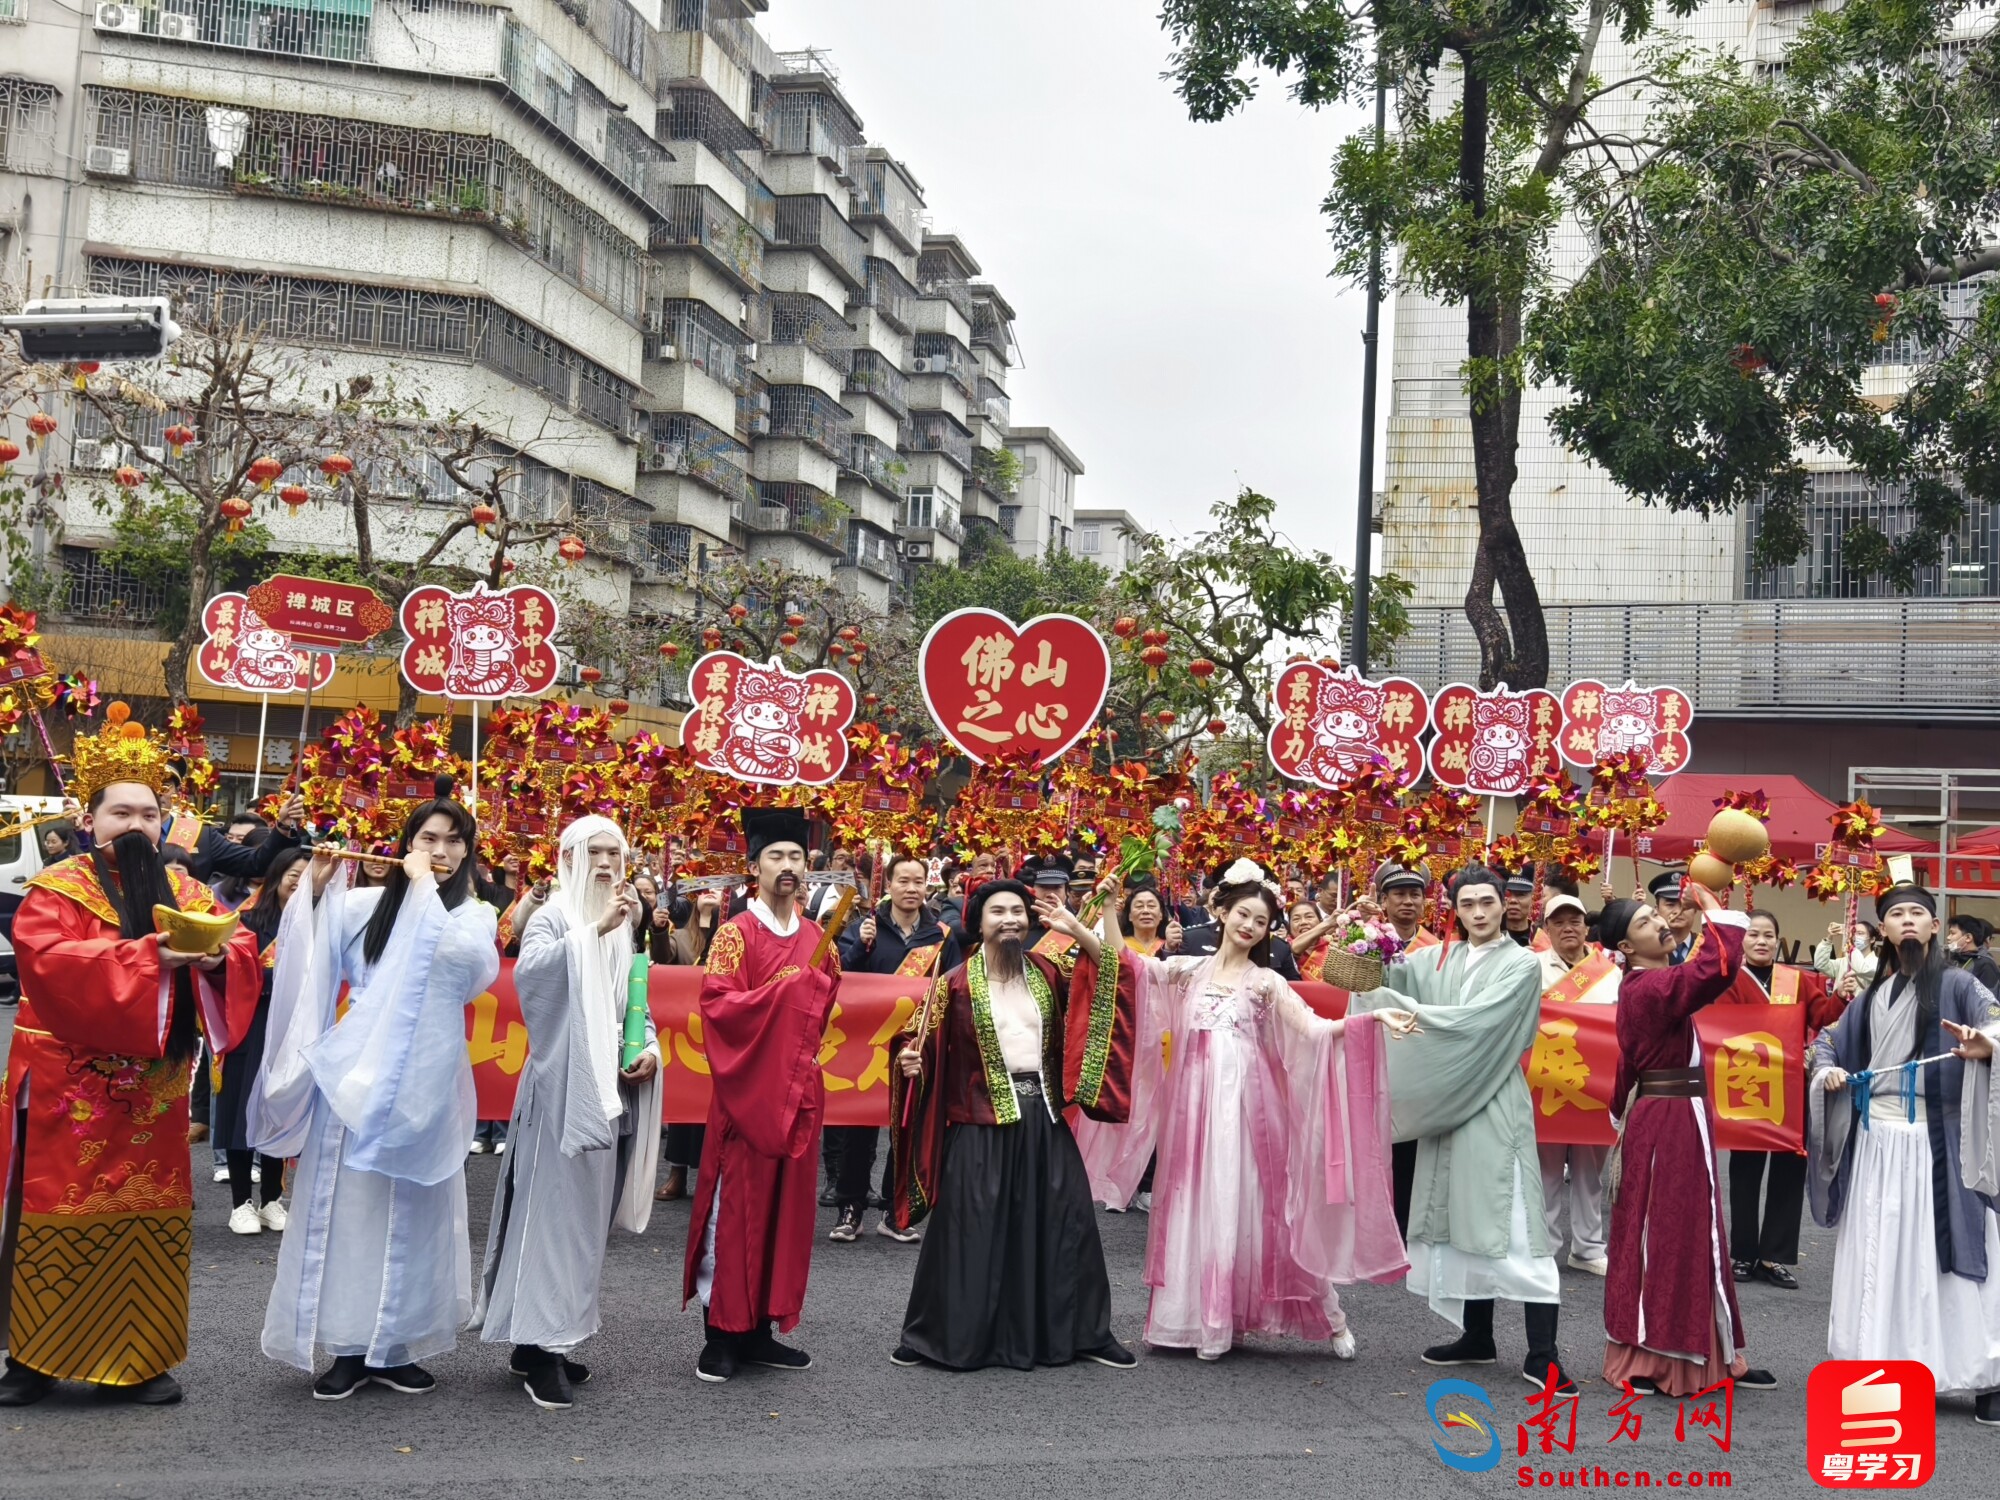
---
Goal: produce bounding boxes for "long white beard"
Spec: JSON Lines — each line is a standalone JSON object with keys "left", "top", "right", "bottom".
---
{"left": 576, "top": 873, "right": 616, "bottom": 929}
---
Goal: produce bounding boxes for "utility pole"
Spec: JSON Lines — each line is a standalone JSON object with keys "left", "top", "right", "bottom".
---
{"left": 1349, "top": 49, "right": 1387, "bottom": 675}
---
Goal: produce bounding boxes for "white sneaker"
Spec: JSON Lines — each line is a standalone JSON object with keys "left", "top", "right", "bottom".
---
{"left": 228, "top": 1202, "right": 263, "bottom": 1235}
{"left": 259, "top": 1199, "right": 289, "bottom": 1232}
{"left": 494, "top": 1141, "right": 507, "bottom": 1156}
{"left": 250, "top": 1165, "right": 261, "bottom": 1184}
{"left": 212, "top": 1165, "right": 230, "bottom": 1183}
{"left": 468, "top": 1140, "right": 488, "bottom": 1155}
{"left": 1567, "top": 1252, "right": 1609, "bottom": 1277}
{"left": 1330, "top": 1330, "right": 1358, "bottom": 1360}
{"left": 1134, "top": 1191, "right": 1152, "bottom": 1213}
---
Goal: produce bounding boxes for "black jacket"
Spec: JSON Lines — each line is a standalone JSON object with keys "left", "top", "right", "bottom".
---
{"left": 186, "top": 818, "right": 304, "bottom": 883}
{"left": 1177, "top": 918, "right": 1303, "bottom": 982}
{"left": 838, "top": 902, "right": 962, "bottom": 976}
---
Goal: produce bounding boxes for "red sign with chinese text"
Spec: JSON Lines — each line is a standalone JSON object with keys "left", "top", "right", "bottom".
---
{"left": 1266, "top": 661, "right": 1429, "bottom": 789}
{"left": 0, "top": 651, "right": 48, "bottom": 686}
{"left": 398, "top": 582, "right": 560, "bottom": 700}
{"left": 1558, "top": 679, "right": 1694, "bottom": 777}
{"left": 194, "top": 592, "right": 336, "bottom": 695}
{"left": 917, "top": 608, "right": 1110, "bottom": 766}
{"left": 679, "top": 651, "right": 856, "bottom": 787}
{"left": 245, "top": 574, "right": 393, "bottom": 647}
{"left": 1427, "top": 682, "right": 1563, "bottom": 796}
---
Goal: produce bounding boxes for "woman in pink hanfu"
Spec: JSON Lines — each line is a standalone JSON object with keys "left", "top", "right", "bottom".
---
{"left": 1077, "top": 860, "right": 1417, "bottom": 1361}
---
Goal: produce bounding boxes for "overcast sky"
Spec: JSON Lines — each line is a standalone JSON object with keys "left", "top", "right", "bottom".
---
{"left": 759, "top": 0, "right": 1382, "bottom": 565}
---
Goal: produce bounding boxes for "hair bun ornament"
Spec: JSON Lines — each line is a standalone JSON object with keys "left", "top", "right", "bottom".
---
{"left": 1221, "top": 857, "right": 1265, "bottom": 886}
{"left": 434, "top": 773, "right": 456, "bottom": 800}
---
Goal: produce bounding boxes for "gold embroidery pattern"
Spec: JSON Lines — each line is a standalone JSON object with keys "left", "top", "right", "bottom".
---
{"left": 705, "top": 921, "right": 746, "bottom": 978}
{"left": 10, "top": 1210, "right": 192, "bottom": 1384}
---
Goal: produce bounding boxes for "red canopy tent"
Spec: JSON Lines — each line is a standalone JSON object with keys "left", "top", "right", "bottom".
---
{"left": 1594, "top": 773, "right": 1932, "bottom": 864}
{"left": 1933, "top": 824, "right": 2000, "bottom": 896}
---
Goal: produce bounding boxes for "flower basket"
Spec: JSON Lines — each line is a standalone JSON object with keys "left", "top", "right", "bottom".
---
{"left": 1320, "top": 947, "right": 1384, "bottom": 993}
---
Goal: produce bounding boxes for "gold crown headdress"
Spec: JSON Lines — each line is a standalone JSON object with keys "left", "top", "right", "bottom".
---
{"left": 67, "top": 701, "right": 177, "bottom": 805}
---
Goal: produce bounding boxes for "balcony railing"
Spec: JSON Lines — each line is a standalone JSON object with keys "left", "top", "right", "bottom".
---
{"left": 1387, "top": 600, "right": 2000, "bottom": 716}
{"left": 843, "top": 434, "right": 908, "bottom": 500}
{"left": 915, "top": 269, "right": 975, "bottom": 324}
{"left": 743, "top": 483, "right": 845, "bottom": 547}
{"left": 901, "top": 491, "right": 964, "bottom": 544}
{"left": 842, "top": 528, "right": 899, "bottom": 581}
{"left": 844, "top": 349, "right": 909, "bottom": 418}
{"left": 971, "top": 378, "right": 1011, "bottom": 429}
{"left": 765, "top": 89, "right": 862, "bottom": 180}
{"left": 909, "top": 412, "right": 973, "bottom": 473}
{"left": 649, "top": 412, "right": 755, "bottom": 506}
{"left": 770, "top": 195, "right": 867, "bottom": 290}
{"left": 971, "top": 300, "right": 1015, "bottom": 358}
{"left": 652, "top": 184, "right": 765, "bottom": 291}
{"left": 659, "top": 84, "right": 767, "bottom": 194}
{"left": 498, "top": 21, "right": 670, "bottom": 211}
{"left": 912, "top": 334, "right": 975, "bottom": 398}
{"left": 851, "top": 157, "right": 922, "bottom": 254}
{"left": 649, "top": 298, "right": 755, "bottom": 395}
{"left": 856, "top": 257, "right": 915, "bottom": 333}
{"left": 766, "top": 293, "right": 853, "bottom": 375}
{"left": 766, "top": 386, "right": 854, "bottom": 462}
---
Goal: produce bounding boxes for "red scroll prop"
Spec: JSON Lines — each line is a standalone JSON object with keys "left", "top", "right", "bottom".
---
{"left": 1559, "top": 679, "right": 1694, "bottom": 779}
{"left": 195, "top": 592, "right": 336, "bottom": 695}
{"left": 679, "top": 651, "right": 857, "bottom": 786}
{"left": 398, "top": 582, "right": 560, "bottom": 700}
{"left": 245, "top": 574, "right": 393, "bottom": 647}
{"left": 1427, "top": 682, "right": 1563, "bottom": 796}
{"left": 917, "top": 608, "right": 1110, "bottom": 766}
{"left": 1266, "top": 661, "right": 1429, "bottom": 790}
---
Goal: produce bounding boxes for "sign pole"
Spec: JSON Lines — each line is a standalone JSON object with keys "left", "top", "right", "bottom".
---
{"left": 470, "top": 698, "right": 480, "bottom": 815}
{"left": 290, "top": 652, "right": 317, "bottom": 788}
{"left": 252, "top": 692, "right": 270, "bottom": 798}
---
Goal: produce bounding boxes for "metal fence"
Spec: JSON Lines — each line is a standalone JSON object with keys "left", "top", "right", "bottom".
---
{"left": 851, "top": 156, "right": 922, "bottom": 254}
{"left": 648, "top": 411, "right": 754, "bottom": 506}
{"left": 766, "top": 385, "right": 853, "bottom": 461}
{"left": 658, "top": 85, "right": 767, "bottom": 194}
{"left": 0, "top": 78, "right": 59, "bottom": 176}
{"left": 843, "top": 433, "right": 907, "bottom": 500}
{"left": 766, "top": 292, "right": 852, "bottom": 374}
{"left": 909, "top": 411, "right": 973, "bottom": 473}
{"left": 748, "top": 481, "right": 843, "bottom": 545}
{"left": 1387, "top": 601, "right": 2000, "bottom": 714}
{"left": 498, "top": 19, "right": 669, "bottom": 210}
{"left": 765, "top": 87, "right": 861, "bottom": 180}
{"left": 651, "top": 183, "right": 765, "bottom": 291}
{"left": 857, "top": 256, "right": 915, "bottom": 333}
{"left": 845, "top": 348, "right": 908, "bottom": 418}
{"left": 648, "top": 298, "right": 753, "bottom": 395}
{"left": 915, "top": 254, "right": 975, "bottom": 324}
{"left": 770, "top": 195, "right": 866, "bottom": 290}
{"left": 912, "top": 333, "right": 975, "bottom": 398}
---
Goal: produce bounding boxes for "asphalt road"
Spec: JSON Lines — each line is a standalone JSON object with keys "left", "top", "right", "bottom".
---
{"left": 3, "top": 1007, "right": 1994, "bottom": 1499}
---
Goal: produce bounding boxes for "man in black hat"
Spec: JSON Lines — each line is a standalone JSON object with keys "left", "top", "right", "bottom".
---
{"left": 681, "top": 807, "right": 843, "bottom": 1384}
{"left": 1647, "top": 869, "right": 1700, "bottom": 964}
{"left": 1374, "top": 861, "right": 1439, "bottom": 956}
{"left": 1503, "top": 866, "right": 1540, "bottom": 948}
{"left": 1809, "top": 882, "right": 2000, "bottom": 1428}
{"left": 1024, "top": 859, "right": 1082, "bottom": 975}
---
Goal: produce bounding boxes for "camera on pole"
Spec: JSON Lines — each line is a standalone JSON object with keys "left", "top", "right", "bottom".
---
{"left": 0, "top": 296, "right": 182, "bottom": 362}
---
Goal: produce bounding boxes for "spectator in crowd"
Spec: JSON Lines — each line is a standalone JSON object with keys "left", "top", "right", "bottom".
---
{"left": 1814, "top": 919, "right": 1880, "bottom": 996}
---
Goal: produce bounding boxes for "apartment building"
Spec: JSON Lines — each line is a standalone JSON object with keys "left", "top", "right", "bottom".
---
{"left": 1002, "top": 425, "right": 1084, "bottom": 560}
{"left": 0, "top": 0, "right": 1034, "bottom": 651}
{"left": 1379, "top": 0, "right": 1999, "bottom": 741}
{"left": 1073, "top": 507, "right": 1147, "bottom": 577}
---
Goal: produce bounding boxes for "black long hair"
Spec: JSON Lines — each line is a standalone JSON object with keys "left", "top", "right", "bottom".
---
{"left": 92, "top": 825, "right": 198, "bottom": 1065}
{"left": 1209, "top": 878, "right": 1281, "bottom": 969}
{"left": 361, "top": 780, "right": 478, "bottom": 966}
{"left": 1857, "top": 926, "right": 1950, "bottom": 1071}
{"left": 243, "top": 845, "right": 312, "bottom": 949}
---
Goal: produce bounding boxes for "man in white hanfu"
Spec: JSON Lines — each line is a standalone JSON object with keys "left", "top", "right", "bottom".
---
{"left": 475, "top": 815, "right": 662, "bottom": 1409}
{"left": 249, "top": 784, "right": 500, "bottom": 1401}
{"left": 1809, "top": 883, "right": 2000, "bottom": 1429}
{"left": 1350, "top": 865, "right": 1573, "bottom": 1391}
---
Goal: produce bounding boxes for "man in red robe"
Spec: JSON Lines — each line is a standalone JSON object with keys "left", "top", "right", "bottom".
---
{"left": 1599, "top": 878, "right": 1776, "bottom": 1396}
{"left": 682, "top": 807, "right": 841, "bottom": 1383}
{"left": 1723, "top": 910, "right": 1843, "bottom": 1290}
{"left": 1, "top": 752, "right": 261, "bottom": 1407}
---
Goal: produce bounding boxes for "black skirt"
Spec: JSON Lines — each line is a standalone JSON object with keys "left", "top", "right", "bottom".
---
{"left": 899, "top": 1075, "right": 1114, "bottom": 1371}
{"left": 211, "top": 997, "right": 271, "bottom": 1153}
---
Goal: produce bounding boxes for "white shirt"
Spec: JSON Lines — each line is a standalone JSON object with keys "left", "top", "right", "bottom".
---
{"left": 746, "top": 897, "right": 800, "bottom": 939}
{"left": 1460, "top": 933, "right": 1513, "bottom": 975}
{"left": 986, "top": 964, "right": 1044, "bottom": 1074}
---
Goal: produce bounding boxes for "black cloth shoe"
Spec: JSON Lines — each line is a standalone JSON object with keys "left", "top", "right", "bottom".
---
{"left": 828, "top": 1205, "right": 862, "bottom": 1242}
{"left": 1080, "top": 1338, "right": 1137, "bottom": 1369}
{"left": 0, "top": 1360, "right": 55, "bottom": 1406}
{"left": 312, "top": 1355, "right": 370, "bottom": 1401}
{"left": 1731, "top": 1260, "right": 1755, "bottom": 1282}
{"left": 889, "top": 1344, "right": 925, "bottom": 1367}
{"left": 509, "top": 1343, "right": 550, "bottom": 1376}
{"left": 1736, "top": 1367, "right": 1778, "bottom": 1390}
{"left": 741, "top": 1326, "right": 812, "bottom": 1370}
{"left": 1756, "top": 1262, "right": 1799, "bottom": 1290}
{"left": 521, "top": 1358, "right": 573, "bottom": 1410}
{"left": 369, "top": 1363, "right": 435, "bottom": 1394}
{"left": 1975, "top": 1392, "right": 1999, "bottom": 1426}
{"left": 1623, "top": 1376, "right": 1659, "bottom": 1396}
{"left": 817, "top": 1186, "right": 837, "bottom": 1208}
{"left": 695, "top": 1340, "right": 738, "bottom": 1384}
{"left": 1422, "top": 1333, "right": 1498, "bottom": 1366}
{"left": 1522, "top": 1354, "right": 1578, "bottom": 1395}
{"left": 562, "top": 1358, "right": 590, "bottom": 1386}
{"left": 99, "top": 1373, "right": 182, "bottom": 1405}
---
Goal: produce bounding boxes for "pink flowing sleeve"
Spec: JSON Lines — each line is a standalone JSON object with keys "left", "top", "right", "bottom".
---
{"left": 1073, "top": 953, "right": 1182, "bottom": 1209}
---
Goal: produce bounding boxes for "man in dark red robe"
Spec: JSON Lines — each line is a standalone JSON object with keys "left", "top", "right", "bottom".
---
{"left": 1600, "top": 878, "right": 1776, "bottom": 1396}
{"left": 1723, "top": 910, "right": 1843, "bottom": 1290}
{"left": 681, "top": 808, "right": 841, "bottom": 1383}
{"left": 887, "top": 878, "right": 1139, "bottom": 1371}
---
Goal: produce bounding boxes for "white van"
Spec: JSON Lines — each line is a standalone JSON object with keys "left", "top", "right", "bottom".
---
{"left": 0, "top": 795, "right": 68, "bottom": 1002}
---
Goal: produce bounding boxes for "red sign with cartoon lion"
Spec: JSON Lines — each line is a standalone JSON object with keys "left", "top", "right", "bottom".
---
{"left": 917, "top": 608, "right": 1110, "bottom": 766}
{"left": 680, "top": 652, "right": 857, "bottom": 786}
{"left": 194, "top": 592, "right": 336, "bottom": 695}
{"left": 1266, "top": 661, "right": 1429, "bottom": 789}
{"left": 1427, "top": 682, "right": 1562, "bottom": 796}
{"left": 398, "top": 582, "right": 561, "bottom": 700}
{"left": 1558, "top": 679, "right": 1694, "bottom": 777}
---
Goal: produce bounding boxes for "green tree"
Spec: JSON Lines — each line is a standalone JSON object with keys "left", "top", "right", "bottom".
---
{"left": 1162, "top": 0, "right": 1698, "bottom": 686}
{"left": 1531, "top": 0, "right": 2000, "bottom": 589}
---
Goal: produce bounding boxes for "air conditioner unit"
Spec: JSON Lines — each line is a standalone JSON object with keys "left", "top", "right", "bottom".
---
{"left": 86, "top": 145, "right": 133, "bottom": 178}
{"left": 911, "top": 356, "right": 935, "bottom": 374}
{"left": 754, "top": 391, "right": 771, "bottom": 412}
{"left": 157, "top": 11, "right": 200, "bottom": 40}
{"left": 743, "top": 341, "right": 758, "bottom": 361}
{"left": 94, "top": 1, "right": 143, "bottom": 31}
{"left": 71, "top": 438, "right": 114, "bottom": 470}
{"left": 653, "top": 342, "right": 678, "bottom": 363}
{"left": 643, "top": 442, "right": 685, "bottom": 473}
{"left": 903, "top": 541, "right": 930, "bottom": 560}
{"left": 750, "top": 415, "right": 771, "bottom": 436}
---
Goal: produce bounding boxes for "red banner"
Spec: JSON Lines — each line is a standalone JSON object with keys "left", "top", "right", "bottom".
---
{"left": 1524, "top": 1000, "right": 1806, "bottom": 1151}
{"left": 246, "top": 574, "right": 393, "bottom": 646}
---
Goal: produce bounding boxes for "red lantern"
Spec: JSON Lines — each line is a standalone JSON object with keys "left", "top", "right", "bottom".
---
{"left": 607, "top": 698, "right": 630, "bottom": 716}
{"left": 1104, "top": 728, "right": 1118, "bottom": 743}
{"left": 1188, "top": 657, "right": 1216, "bottom": 680}
{"left": 319, "top": 452, "right": 354, "bottom": 485}
{"left": 0, "top": 438, "right": 19, "bottom": 473}
{"left": 701, "top": 627, "right": 723, "bottom": 649}
{"left": 558, "top": 534, "right": 587, "bottom": 565}
{"left": 114, "top": 465, "right": 144, "bottom": 491}
{"left": 1142, "top": 627, "right": 1170, "bottom": 648}
{"left": 164, "top": 424, "right": 196, "bottom": 456}
{"left": 727, "top": 602, "right": 748, "bottom": 622}
{"left": 248, "top": 455, "right": 284, "bottom": 491}
{"left": 778, "top": 631, "right": 799, "bottom": 648}
{"left": 837, "top": 626, "right": 859, "bottom": 641}
{"left": 279, "top": 483, "right": 310, "bottom": 510}
{"left": 1156, "top": 709, "right": 1177, "bottom": 728}
{"left": 785, "top": 612, "right": 807, "bottom": 628}
{"left": 1206, "top": 717, "right": 1228, "bottom": 736}
{"left": 26, "top": 413, "right": 57, "bottom": 447}
{"left": 863, "top": 691, "right": 879, "bottom": 706}
{"left": 883, "top": 704, "right": 898, "bottom": 717}
{"left": 470, "top": 501, "right": 498, "bottom": 534}
{"left": 500, "top": 558, "right": 517, "bottom": 574}
{"left": 1111, "top": 616, "right": 1137, "bottom": 639}
{"left": 849, "top": 640, "right": 868, "bottom": 657}
{"left": 579, "top": 666, "right": 603, "bottom": 685}
{"left": 658, "top": 641, "right": 680, "bottom": 660}
{"left": 220, "top": 495, "right": 252, "bottom": 533}
{"left": 1139, "top": 645, "right": 1168, "bottom": 669}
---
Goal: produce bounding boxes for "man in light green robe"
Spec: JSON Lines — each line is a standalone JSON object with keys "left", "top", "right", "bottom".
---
{"left": 1351, "top": 866, "right": 1572, "bottom": 1390}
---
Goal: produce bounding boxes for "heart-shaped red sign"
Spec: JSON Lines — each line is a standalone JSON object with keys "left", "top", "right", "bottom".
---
{"left": 918, "top": 608, "right": 1110, "bottom": 766}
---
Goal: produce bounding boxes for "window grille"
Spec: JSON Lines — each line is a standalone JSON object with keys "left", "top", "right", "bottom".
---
{"left": 0, "top": 79, "right": 58, "bottom": 176}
